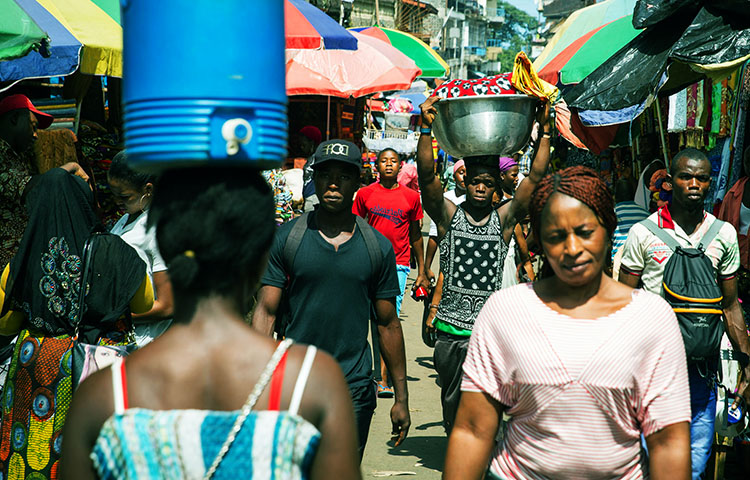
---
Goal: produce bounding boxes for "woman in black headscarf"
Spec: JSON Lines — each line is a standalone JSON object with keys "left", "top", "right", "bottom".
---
{"left": 0, "top": 168, "right": 152, "bottom": 479}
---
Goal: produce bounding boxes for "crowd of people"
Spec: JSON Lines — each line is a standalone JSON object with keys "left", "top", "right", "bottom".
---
{"left": 0, "top": 83, "right": 749, "bottom": 480}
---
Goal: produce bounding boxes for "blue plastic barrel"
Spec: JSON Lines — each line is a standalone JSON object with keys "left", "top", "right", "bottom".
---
{"left": 121, "top": 0, "right": 286, "bottom": 170}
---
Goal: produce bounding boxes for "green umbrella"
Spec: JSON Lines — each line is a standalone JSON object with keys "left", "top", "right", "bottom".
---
{"left": 350, "top": 26, "right": 449, "bottom": 78}
{"left": 534, "top": 0, "right": 640, "bottom": 85}
{"left": 0, "top": 0, "right": 47, "bottom": 61}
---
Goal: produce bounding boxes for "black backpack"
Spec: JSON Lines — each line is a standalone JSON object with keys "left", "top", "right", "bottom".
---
{"left": 275, "top": 211, "right": 383, "bottom": 336}
{"left": 642, "top": 218, "right": 726, "bottom": 363}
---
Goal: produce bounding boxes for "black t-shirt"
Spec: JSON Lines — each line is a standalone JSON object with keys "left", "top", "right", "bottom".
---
{"left": 261, "top": 214, "right": 400, "bottom": 389}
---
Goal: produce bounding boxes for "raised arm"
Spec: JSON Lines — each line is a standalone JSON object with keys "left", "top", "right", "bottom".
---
{"left": 502, "top": 102, "right": 552, "bottom": 241}
{"left": 417, "top": 97, "right": 453, "bottom": 233}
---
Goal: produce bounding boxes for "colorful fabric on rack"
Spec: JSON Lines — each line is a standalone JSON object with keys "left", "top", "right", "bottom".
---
{"left": 432, "top": 73, "right": 518, "bottom": 99}
{"left": 720, "top": 77, "right": 733, "bottom": 137}
{"left": 667, "top": 89, "right": 687, "bottom": 133}
{"left": 261, "top": 169, "right": 296, "bottom": 226}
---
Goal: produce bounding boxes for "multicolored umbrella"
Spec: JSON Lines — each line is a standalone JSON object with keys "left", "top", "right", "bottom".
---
{"left": 1, "top": 0, "right": 356, "bottom": 86}
{"left": 350, "top": 26, "right": 448, "bottom": 78}
{"left": 287, "top": 0, "right": 357, "bottom": 50}
{"left": 534, "top": 0, "right": 639, "bottom": 85}
{"left": 0, "top": 0, "right": 47, "bottom": 61}
{"left": 287, "top": 31, "right": 421, "bottom": 98}
{"left": 1, "top": 0, "right": 121, "bottom": 84}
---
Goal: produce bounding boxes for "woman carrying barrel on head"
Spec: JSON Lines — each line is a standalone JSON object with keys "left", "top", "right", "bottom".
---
{"left": 444, "top": 166, "right": 691, "bottom": 480}
{"left": 61, "top": 168, "right": 361, "bottom": 480}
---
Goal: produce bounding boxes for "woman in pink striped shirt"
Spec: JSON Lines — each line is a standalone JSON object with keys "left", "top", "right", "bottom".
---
{"left": 444, "top": 166, "right": 691, "bottom": 479}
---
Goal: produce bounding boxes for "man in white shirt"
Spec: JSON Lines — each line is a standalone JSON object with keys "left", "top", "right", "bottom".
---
{"left": 619, "top": 148, "right": 750, "bottom": 480}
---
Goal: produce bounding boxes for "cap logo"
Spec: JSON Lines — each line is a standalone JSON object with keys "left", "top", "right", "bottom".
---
{"left": 324, "top": 143, "right": 349, "bottom": 156}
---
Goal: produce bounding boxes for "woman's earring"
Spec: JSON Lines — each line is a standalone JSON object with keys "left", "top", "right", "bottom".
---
{"left": 139, "top": 193, "right": 150, "bottom": 212}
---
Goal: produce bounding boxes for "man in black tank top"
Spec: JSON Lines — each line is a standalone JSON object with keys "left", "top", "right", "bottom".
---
{"left": 416, "top": 96, "right": 552, "bottom": 434}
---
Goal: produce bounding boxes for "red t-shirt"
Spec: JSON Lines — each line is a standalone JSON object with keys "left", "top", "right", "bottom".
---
{"left": 353, "top": 183, "right": 423, "bottom": 266}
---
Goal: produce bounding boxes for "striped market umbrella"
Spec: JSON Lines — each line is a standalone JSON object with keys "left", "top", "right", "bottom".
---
{"left": 287, "top": 0, "right": 357, "bottom": 50}
{"left": 1, "top": 0, "right": 357, "bottom": 86}
{"left": 0, "top": 0, "right": 47, "bottom": 62}
{"left": 1, "top": 0, "right": 121, "bottom": 84}
{"left": 534, "top": 0, "right": 639, "bottom": 86}
{"left": 350, "top": 26, "right": 449, "bottom": 78}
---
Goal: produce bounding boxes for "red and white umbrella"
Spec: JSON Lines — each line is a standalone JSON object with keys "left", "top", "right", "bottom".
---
{"left": 286, "top": 32, "right": 421, "bottom": 98}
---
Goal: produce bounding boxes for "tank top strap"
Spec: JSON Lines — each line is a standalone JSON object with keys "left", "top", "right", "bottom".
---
{"left": 245, "top": 338, "right": 294, "bottom": 411}
{"left": 288, "top": 345, "right": 317, "bottom": 416}
{"left": 111, "top": 357, "right": 128, "bottom": 414}
{"left": 203, "top": 338, "right": 294, "bottom": 480}
{"left": 267, "top": 349, "right": 289, "bottom": 411}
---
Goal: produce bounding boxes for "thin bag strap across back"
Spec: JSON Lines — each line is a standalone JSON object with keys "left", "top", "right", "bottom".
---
{"left": 74, "top": 234, "right": 97, "bottom": 339}
{"left": 288, "top": 346, "right": 317, "bottom": 416}
{"left": 203, "top": 338, "right": 294, "bottom": 480}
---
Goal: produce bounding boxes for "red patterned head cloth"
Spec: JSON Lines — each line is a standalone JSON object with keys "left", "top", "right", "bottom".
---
{"left": 432, "top": 73, "right": 517, "bottom": 99}
{"left": 498, "top": 156, "right": 518, "bottom": 173}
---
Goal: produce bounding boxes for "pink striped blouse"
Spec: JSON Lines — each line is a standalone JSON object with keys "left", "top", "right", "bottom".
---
{"left": 462, "top": 283, "right": 691, "bottom": 479}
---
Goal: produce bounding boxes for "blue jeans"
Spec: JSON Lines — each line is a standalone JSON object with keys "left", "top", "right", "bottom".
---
{"left": 640, "top": 363, "right": 716, "bottom": 480}
{"left": 688, "top": 363, "right": 717, "bottom": 480}
{"left": 395, "top": 264, "right": 410, "bottom": 316}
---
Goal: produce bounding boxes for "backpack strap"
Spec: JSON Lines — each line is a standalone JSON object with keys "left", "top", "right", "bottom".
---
{"left": 699, "top": 218, "right": 725, "bottom": 251}
{"left": 282, "top": 212, "right": 311, "bottom": 272}
{"left": 354, "top": 215, "right": 383, "bottom": 295}
{"left": 642, "top": 219, "right": 681, "bottom": 252}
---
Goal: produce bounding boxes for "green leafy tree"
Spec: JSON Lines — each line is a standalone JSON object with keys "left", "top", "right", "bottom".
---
{"left": 492, "top": 1, "right": 538, "bottom": 72}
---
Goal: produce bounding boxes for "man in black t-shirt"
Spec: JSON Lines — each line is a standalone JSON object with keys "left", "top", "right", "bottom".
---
{"left": 253, "top": 140, "right": 410, "bottom": 459}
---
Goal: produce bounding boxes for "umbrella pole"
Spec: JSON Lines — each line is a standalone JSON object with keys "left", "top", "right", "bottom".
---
{"left": 326, "top": 96, "right": 331, "bottom": 140}
{"left": 654, "top": 99, "right": 669, "bottom": 168}
{"left": 74, "top": 98, "right": 82, "bottom": 136}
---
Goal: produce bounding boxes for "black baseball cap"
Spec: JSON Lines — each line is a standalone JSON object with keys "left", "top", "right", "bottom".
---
{"left": 312, "top": 139, "right": 362, "bottom": 171}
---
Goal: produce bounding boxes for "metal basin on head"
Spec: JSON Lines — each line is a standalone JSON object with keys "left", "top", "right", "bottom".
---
{"left": 432, "top": 95, "right": 539, "bottom": 158}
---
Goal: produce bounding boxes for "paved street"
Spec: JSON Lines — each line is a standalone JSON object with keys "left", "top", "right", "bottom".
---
{"left": 362, "top": 230, "right": 447, "bottom": 479}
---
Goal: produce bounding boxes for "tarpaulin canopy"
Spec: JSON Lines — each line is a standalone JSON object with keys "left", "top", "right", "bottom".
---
{"left": 286, "top": 31, "right": 421, "bottom": 98}
{"left": 0, "top": 0, "right": 47, "bottom": 62}
{"left": 565, "top": 6, "right": 750, "bottom": 126}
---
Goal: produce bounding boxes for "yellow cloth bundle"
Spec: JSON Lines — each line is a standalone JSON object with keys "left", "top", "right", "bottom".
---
{"left": 511, "top": 51, "right": 559, "bottom": 103}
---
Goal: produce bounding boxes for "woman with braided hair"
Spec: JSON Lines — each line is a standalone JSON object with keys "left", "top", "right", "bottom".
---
{"left": 444, "top": 166, "right": 691, "bottom": 480}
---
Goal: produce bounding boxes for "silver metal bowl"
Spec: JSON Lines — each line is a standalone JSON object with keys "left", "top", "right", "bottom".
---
{"left": 432, "top": 95, "right": 540, "bottom": 158}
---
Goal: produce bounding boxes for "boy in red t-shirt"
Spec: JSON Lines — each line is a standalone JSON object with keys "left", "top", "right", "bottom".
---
{"left": 354, "top": 148, "right": 429, "bottom": 396}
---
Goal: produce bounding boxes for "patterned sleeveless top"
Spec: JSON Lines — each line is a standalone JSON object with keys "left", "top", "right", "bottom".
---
{"left": 91, "top": 339, "right": 322, "bottom": 480}
{"left": 437, "top": 206, "right": 507, "bottom": 332}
